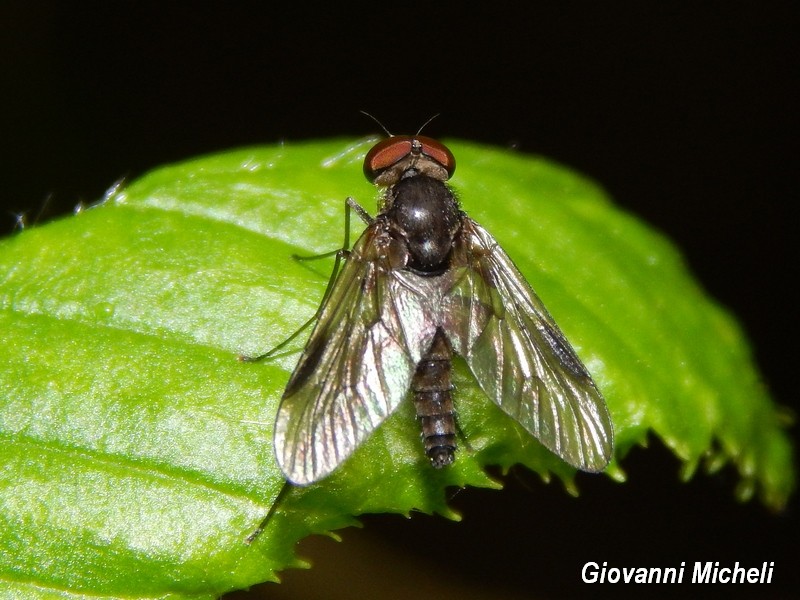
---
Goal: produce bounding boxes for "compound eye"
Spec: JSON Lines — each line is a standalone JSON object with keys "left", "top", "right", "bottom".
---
{"left": 363, "top": 136, "right": 414, "bottom": 182}
{"left": 414, "top": 136, "right": 456, "bottom": 178}
{"left": 363, "top": 135, "right": 456, "bottom": 183}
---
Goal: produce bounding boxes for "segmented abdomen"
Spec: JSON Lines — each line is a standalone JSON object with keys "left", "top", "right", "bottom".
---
{"left": 412, "top": 328, "right": 456, "bottom": 467}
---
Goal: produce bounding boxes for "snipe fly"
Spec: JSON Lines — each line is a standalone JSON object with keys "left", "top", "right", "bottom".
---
{"left": 269, "top": 135, "right": 614, "bottom": 485}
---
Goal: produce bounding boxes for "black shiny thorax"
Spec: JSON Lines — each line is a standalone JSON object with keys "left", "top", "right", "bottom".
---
{"left": 382, "top": 172, "right": 463, "bottom": 274}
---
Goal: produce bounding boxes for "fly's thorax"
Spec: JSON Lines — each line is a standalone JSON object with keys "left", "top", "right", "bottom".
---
{"left": 383, "top": 174, "right": 463, "bottom": 273}
{"left": 360, "top": 222, "right": 411, "bottom": 270}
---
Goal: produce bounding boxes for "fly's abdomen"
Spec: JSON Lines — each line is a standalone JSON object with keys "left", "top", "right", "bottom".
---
{"left": 413, "top": 329, "right": 456, "bottom": 467}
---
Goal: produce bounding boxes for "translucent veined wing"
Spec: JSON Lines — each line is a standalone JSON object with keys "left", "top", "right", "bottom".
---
{"left": 274, "top": 221, "right": 438, "bottom": 485}
{"left": 446, "top": 218, "right": 614, "bottom": 472}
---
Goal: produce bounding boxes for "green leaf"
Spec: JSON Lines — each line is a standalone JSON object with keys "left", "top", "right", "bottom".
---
{"left": 0, "top": 138, "right": 793, "bottom": 598}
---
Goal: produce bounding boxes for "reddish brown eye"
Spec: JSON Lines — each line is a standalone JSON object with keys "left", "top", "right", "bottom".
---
{"left": 363, "top": 135, "right": 457, "bottom": 183}
{"left": 414, "top": 136, "right": 456, "bottom": 177}
{"left": 363, "top": 136, "right": 415, "bottom": 181}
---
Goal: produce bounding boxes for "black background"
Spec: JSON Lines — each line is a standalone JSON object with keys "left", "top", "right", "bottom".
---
{"left": 2, "top": 3, "right": 797, "bottom": 599}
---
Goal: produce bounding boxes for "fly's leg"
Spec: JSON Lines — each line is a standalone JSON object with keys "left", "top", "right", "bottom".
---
{"left": 238, "top": 197, "right": 373, "bottom": 363}
{"left": 292, "top": 196, "right": 372, "bottom": 263}
{"left": 244, "top": 480, "right": 293, "bottom": 544}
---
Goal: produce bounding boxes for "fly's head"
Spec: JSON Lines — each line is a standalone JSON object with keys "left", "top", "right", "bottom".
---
{"left": 364, "top": 135, "right": 456, "bottom": 188}
{"left": 365, "top": 136, "right": 462, "bottom": 274}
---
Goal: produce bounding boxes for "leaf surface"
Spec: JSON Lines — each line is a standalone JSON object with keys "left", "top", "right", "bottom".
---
{"left": 0, "top": 138, "right": 792, "bottom": 598}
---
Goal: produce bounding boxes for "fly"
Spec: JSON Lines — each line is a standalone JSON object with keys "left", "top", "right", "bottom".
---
{"left": 268, "top": 134, "right": 614, "bottom": 486}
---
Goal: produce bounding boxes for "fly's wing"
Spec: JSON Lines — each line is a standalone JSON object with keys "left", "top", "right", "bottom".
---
{"left": 446, "top": 219, "right": 613, "bottom": 472}
{"left": 274, "top": 224, "right": 430, "bottom": 485}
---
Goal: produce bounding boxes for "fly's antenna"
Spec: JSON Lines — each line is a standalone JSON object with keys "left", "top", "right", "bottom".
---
{"left": 416, "top": 113, "right": 441, "bottom": 135}
{"left": 359, "top": 110, "right": 393, "bottom": 137}
{"left": 360, "top": 111, "right": 442, "bottom": 136}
